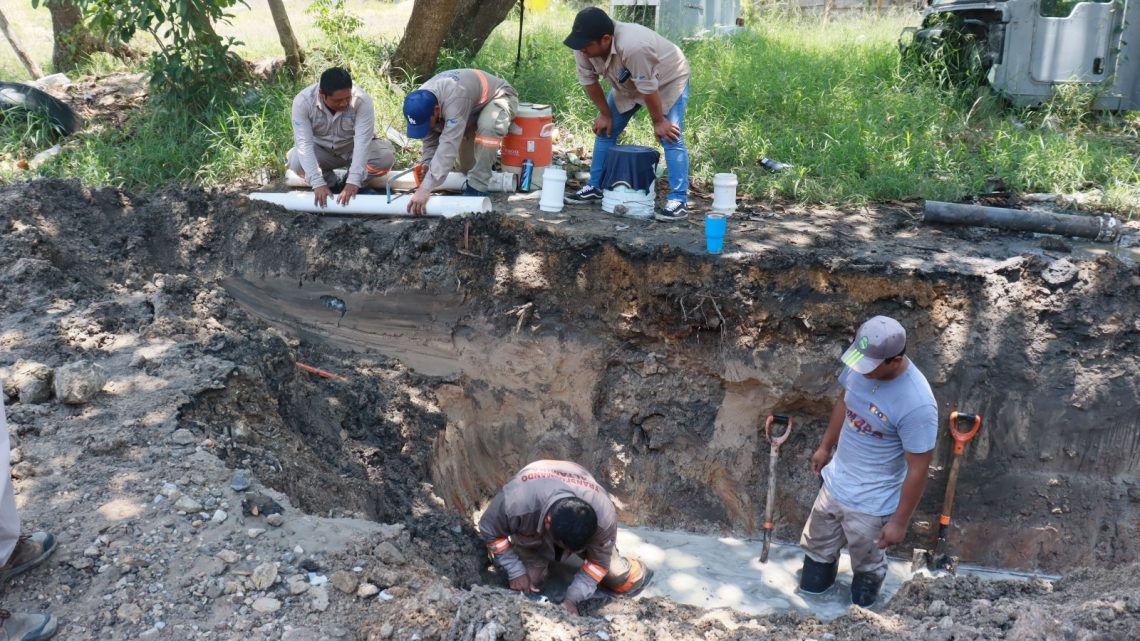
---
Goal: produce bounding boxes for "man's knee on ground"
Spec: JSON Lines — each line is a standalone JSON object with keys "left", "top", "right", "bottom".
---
{"left": 366, "top": 140, "right": 396, "bottom": 171}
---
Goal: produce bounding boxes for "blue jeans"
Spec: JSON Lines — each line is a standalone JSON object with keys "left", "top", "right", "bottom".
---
{"left": 588, "top": 83, "right": 690, "bottom": 204}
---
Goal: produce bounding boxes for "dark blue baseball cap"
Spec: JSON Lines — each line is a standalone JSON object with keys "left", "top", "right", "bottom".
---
{"left": 403, "top": 90, "right": 438, "bottom": 139}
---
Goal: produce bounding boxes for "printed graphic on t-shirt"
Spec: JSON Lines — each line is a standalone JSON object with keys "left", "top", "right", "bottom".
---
{"left": 846, "top": 402, "right": 889, "bottom": 439}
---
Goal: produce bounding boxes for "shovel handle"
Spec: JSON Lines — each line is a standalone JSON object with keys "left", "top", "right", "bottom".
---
{"left": 765, "top": 415, "right": 794, "bottom": 449}
{"left": 948, "top": 412, "right": 982, "bottom": 455}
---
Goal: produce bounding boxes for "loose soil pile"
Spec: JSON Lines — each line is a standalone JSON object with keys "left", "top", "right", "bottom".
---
{"left": 1, "top": 179, "right": 1137, "bottom": 640}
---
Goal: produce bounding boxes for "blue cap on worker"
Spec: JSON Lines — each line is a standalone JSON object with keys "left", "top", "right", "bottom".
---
{"left": 403, "top": 90, "right": 438, "bottom": 139}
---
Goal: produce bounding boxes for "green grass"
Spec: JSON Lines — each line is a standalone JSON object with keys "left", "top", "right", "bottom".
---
{"left": 2, "top": 6, "right": 1138, "bottom": 217}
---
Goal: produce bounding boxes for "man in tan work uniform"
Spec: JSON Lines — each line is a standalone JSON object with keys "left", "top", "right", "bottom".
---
{"left": 402, "top": 68, "right": 519, "bottom": 216}
{"left": 479, "top": 460, "right": 652, "bottom": 615}
{"left": 563, "top": 7, "right": 691, "bottom": 222}
{"left": 287, "top": 67, "right": 395, "bottom": 208}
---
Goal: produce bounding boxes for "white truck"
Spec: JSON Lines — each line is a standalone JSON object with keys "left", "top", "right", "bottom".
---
{"left": 900, "top": 0, "right": 1140, "bottom": 110}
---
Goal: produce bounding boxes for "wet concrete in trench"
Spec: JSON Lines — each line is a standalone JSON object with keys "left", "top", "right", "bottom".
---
{"left": 614, "top": 527, "right": 1046, "bottom": 620}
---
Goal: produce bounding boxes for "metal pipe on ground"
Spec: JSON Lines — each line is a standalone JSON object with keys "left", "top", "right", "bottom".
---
{"left": 248, "top": 192, "right": 490, "bottom": 218}
{"left": 923, "top": 200, "right": 1120, "bottom": 242}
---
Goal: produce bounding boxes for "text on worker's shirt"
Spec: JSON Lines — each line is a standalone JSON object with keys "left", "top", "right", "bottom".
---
{"left": 520, "top": 470, "right": 601, "bottom": 492}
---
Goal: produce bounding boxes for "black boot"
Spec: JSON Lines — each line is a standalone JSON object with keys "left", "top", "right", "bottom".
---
{"left": 850, "top": 572, "right": 884, "bottom": 607}
{"left": 799, "top": 555, "right": 838, "bottom": 594}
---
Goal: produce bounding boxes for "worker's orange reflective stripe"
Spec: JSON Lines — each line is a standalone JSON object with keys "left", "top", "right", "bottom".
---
{"left": 474, "top": 135, "right": 502, "bottom": 148}
{"left": 939, "top": 514, "right": 951, "bottom": 525}
{"left": 366, "top": 165, "right": 389, "bottom": 175}
{"left": 581, "top": 560, "right": 606, "bottom": 582}
{"left": 473, "top": 69, "right": 490, "bottom": 104}
{"left": 487, "top": 537, "right": 510, "bottom": 554}
{"left": 608, "top": 558, "right": 643, "bottom": 594}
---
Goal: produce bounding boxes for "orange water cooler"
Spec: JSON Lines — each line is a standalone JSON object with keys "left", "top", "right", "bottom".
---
{"left": 502, "top": 103, "right": 553, "bottom": 190}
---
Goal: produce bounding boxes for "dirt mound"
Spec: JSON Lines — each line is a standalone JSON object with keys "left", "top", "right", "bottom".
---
{"left": 1, "top": 178, "right": 1138, "bottom": 639}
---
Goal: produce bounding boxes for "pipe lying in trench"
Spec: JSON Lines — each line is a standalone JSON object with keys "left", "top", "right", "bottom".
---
{"left": 248, "top": 191, "right": 491, "bottom": 218}
{"left": 923, "top": 200, "right": 1120, "bottom": 242}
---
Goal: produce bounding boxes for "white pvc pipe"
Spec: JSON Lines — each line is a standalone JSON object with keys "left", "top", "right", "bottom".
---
{"left": 248, "top": 191, "right": 491, "bottom": 218}
{"left": 285, "top": 169, "right": 515, "bottom": 193}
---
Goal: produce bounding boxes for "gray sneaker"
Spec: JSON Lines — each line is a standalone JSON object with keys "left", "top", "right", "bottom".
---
{"left": 565, "top": 185, "right": 603, "bottom": 204}
{"left": 0, "top": 532, "right": 56, "bottom": 584}
{"left": 653, "top": 199, "right": 688, "bottom": 222}
{"left": 0, "top": 611, "right": 58, "bottom": 641}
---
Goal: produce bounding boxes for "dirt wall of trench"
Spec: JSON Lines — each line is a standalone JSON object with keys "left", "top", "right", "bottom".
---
{"left": 422, "top": 217, "right": 1140, "bottom": 573}
{"left": 4, "top": 180, "right": 1137, "bottom": 577}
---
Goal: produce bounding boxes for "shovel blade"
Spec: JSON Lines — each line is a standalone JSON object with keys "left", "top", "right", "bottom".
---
{"left": 935, "top": 554, "right": 960, "bottom": 575}
{"left": 911, "top": 547, "right": 933, "bottom": 574}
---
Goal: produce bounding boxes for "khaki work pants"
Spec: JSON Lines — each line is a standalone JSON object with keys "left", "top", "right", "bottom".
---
{"left": 287, "top": 138, "right": 395, "bottom": 189}
{"left": 799, "top": 483, "right": 889, "bottom": 581}
{"left": 456, "top": 94, "right": 518, "bottom": 192}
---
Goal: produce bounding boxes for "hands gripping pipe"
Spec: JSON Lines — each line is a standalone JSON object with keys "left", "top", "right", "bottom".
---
{"left": 248, "top": 191, "right": 491, "bottom": 218}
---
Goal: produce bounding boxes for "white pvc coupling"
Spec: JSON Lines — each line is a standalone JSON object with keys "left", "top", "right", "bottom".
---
{"left": 248, "top": 192, "right": 491, "bottom": 218}
{"left": 711, "top": 173, "right": 738, "bottom": 214}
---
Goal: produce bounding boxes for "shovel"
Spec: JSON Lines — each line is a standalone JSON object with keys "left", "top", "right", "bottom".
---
{"left": 912, "top": 411, "right": 983, "bottom": 575}
{"left": 759, "top": 414, "right": 794, "bottom": 563}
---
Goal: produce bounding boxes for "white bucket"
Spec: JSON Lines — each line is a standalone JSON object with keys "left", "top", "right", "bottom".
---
{"left": 711, "top": 173, "right": 738, "bottom": 214}
{"left": 602, "top": 186, "right": 656, "bottom": 219}
{"left": 539, "top": 167, "right": 567, "bottom": 213}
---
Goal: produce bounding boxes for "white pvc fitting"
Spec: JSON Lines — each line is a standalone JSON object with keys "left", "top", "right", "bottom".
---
{"left": 711, "top": 173, "right": 738, "bottom": 214}
{"left": 486, "top": 171, "right": 518, "bottom": 193}
{"left": 539, "top": 167, "right": 567, "bottom": 213}
{"left": 248, "top": 192, "right": 490, "bottom": 218}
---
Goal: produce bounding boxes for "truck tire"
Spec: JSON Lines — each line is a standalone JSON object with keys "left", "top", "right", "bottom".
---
{"left": 0, "top": 81, "right": 83, "bottom": 136}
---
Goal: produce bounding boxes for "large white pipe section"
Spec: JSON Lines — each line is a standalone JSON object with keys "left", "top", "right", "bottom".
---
{"left": 284, "top": 169, "right": 515, "bottom": 192}
{"left": 249, "top": 191, "right": 491, "bottom": 218}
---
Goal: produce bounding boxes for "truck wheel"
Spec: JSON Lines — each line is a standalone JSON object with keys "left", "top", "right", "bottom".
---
{"left": 0, "top": 81, "right": 83, "bottom": 136}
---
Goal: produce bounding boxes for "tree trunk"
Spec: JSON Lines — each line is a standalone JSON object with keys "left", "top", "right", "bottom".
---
{"left": 267, "top": 0, "right": 304, "bottom": 75}
{"left": 0, "top": 8, "right": 45, "bottom": 79}
{"left": 442, "top": 0, "right": 520, "bottom": 55}
{"left": 391, "top": 0, "right": 462, "bottom": 81}
{"left": 46, "top": 1, "right": 122, "bottom": 72}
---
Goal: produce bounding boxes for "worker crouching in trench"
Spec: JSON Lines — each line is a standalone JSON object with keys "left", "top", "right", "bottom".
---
{"left": 479, "top": 460, "right": 652, "bottom": 615}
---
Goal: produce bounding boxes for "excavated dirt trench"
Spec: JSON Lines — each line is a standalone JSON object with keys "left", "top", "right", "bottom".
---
{"left": 205, "top": 194, "right": 1139, "bottom": 575}
{"left": 2, "top": 180, "right": 1139, "bottom": 633}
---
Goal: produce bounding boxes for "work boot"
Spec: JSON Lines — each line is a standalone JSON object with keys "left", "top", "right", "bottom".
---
{"left": 850, "top": 572, "right": 884, "bottom": 607}
{"left": 0, "top": 610, "right": 58, "bottom": 641}
{"left": 564, "top": 185, "right": 603, "bottom": 204}
{"left": 798, "top": 555, "right": 838, "bottom": 594}
{"left": 0, "top": 532, "right": 56, "bottom": 584}
{"left": 603, "top": 558, "right": 654, "bottom": 598}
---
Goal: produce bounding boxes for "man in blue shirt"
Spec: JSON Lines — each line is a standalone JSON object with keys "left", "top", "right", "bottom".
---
{"left": 799, "top": 316, "right": 938, "bottom": 607}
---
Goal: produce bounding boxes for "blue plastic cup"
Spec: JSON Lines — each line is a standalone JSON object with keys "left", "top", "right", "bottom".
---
{"left": 705, "top": 213, "right": 727, "bottom": 254}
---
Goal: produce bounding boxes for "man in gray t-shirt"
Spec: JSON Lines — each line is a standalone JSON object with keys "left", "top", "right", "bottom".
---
{"left": 799, "top": 316, "right": 937, "bottom": 607}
